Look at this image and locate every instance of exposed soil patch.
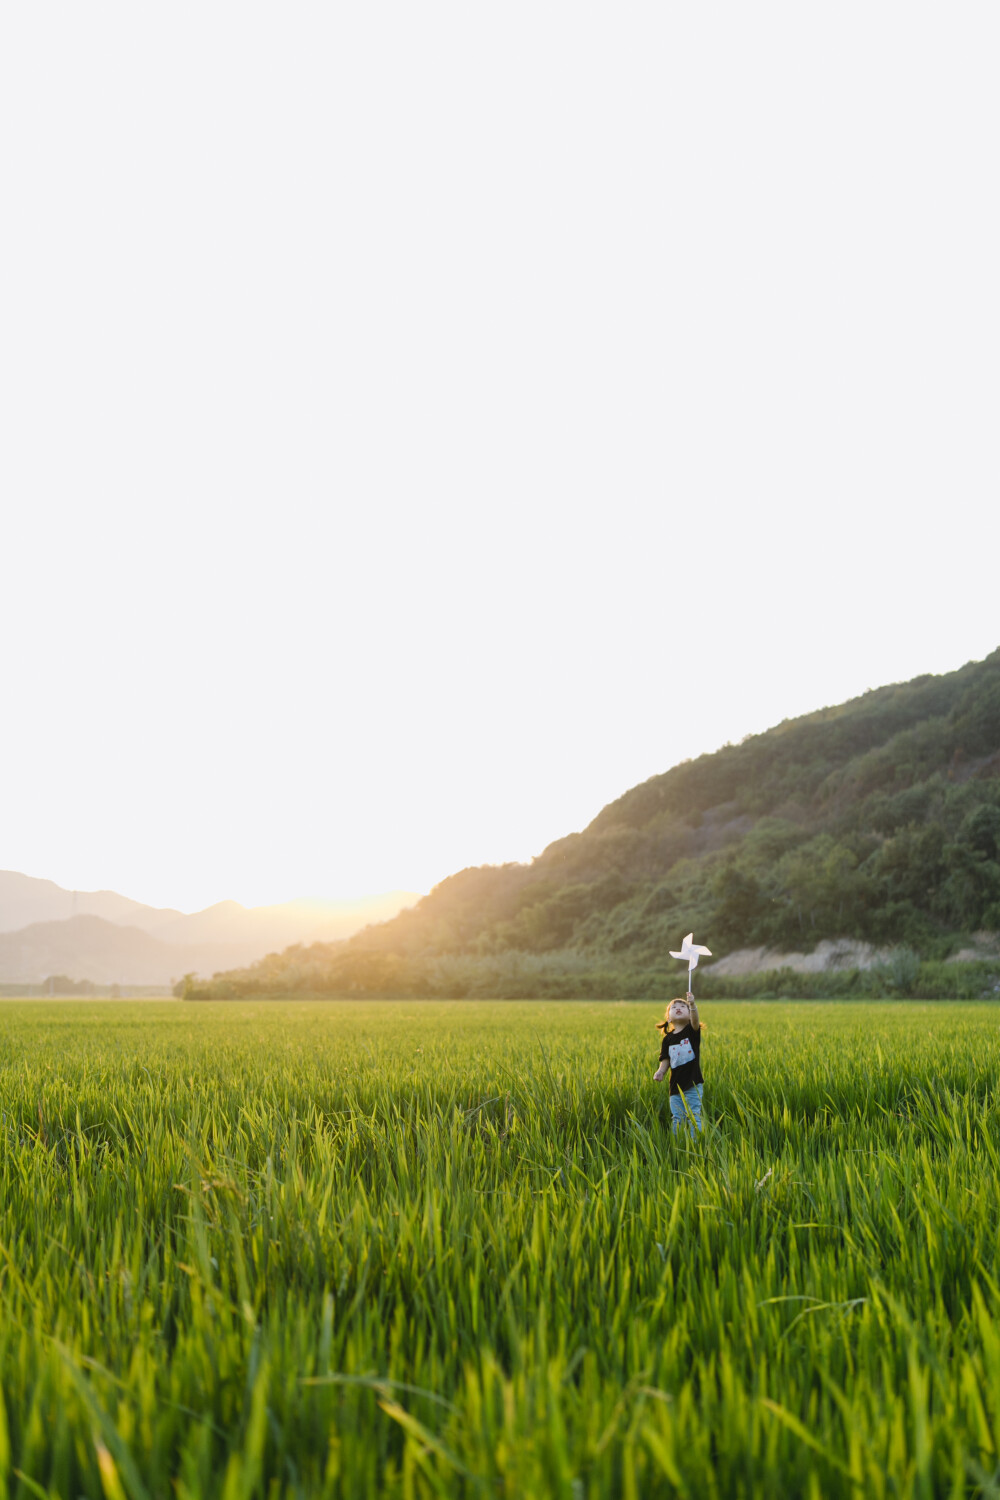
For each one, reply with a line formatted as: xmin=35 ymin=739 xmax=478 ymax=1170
xmin=706 ymin=939 xmax=893 ymax=976
xmin=945 ymin=932 xmax=1000 ymax=963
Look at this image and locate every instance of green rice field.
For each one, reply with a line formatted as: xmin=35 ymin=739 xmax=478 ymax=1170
xmin=1 ymin=998 xmax=999 ymax=1498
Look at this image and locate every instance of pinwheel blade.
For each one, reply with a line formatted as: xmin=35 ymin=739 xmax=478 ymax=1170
xmin=670 ymin=932 xmax=711 ymax=981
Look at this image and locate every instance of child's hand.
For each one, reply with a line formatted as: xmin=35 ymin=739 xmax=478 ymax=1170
xmin=653 ymin=1063 xmax=668 ymax=1082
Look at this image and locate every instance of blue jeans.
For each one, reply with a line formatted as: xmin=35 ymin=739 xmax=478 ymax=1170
xmin=669 ymin=1083 xmax=703 ymax=1137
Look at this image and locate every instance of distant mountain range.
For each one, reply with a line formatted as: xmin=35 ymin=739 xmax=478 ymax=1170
xmin=0 ymin=872 xmax=420 ymax=986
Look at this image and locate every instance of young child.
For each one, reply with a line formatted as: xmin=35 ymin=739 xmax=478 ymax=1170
xmin=653 ymin=993 xmax=705 ymax=1136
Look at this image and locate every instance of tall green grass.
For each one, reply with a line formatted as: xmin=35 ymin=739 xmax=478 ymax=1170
xmin=0 ymin=999 xmax=999 ymax=1498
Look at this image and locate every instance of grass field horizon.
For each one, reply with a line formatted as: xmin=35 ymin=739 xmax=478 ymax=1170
xmin=1 ymin=998 xmax=998 ymax=1497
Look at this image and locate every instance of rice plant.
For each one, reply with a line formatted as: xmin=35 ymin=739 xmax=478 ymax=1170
xmin=0 ymin=998 xmax=999 ymax=1497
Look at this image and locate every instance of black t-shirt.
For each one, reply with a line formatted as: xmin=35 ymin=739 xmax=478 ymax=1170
xmin=658 ymin=1023 xmax=703 ymax=1095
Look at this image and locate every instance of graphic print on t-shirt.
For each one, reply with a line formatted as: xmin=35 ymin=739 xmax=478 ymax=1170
xmin=668 ymin=1037 xmax=695 ymax=1069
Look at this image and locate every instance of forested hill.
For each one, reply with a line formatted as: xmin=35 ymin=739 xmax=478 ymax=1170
xmin=194 ymin=649 xmax=1000 ymax=997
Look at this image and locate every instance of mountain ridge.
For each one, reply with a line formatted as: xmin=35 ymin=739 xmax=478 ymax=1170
xmin=0 ymin=871 xmax=182 ymax=935
xmin=0 ymin=874 xmax=420 ymax=984
xmin=0 ymin=915 xmax=232 ymax=987
xmin=192 ymin=648 xmax=1000 ymax=998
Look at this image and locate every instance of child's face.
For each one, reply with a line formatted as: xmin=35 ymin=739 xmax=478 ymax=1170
xmin=668 ymin=999 xmax=691 ymax=1027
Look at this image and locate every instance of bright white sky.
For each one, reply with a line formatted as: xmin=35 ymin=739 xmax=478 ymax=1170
xmin=2 ymin=5 xmax=998 ymax=914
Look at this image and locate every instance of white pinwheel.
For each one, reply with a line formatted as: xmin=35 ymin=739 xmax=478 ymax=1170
xmin=669 ymin=932 xmax=712 ymax=980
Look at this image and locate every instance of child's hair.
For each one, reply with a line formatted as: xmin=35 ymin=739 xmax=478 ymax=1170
xmin=655 ymin=996 xmax=705 ymax=1035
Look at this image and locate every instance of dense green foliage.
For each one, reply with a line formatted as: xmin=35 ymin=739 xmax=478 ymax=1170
xmin=192 ymin=952 xmax=1000 ymax=1003
xmin=197 ymin=652 xmax=1000 ymax=1000
xmin=1 ymin=998 xmax=1000 ymax=1497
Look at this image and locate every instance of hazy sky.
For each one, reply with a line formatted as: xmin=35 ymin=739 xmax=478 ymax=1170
xmin=2 ymin=5 xmax=998 ymax=913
